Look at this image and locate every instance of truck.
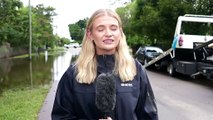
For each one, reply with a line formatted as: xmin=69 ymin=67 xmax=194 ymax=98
xmin=144 ymin=14 xmax=213 ymax=80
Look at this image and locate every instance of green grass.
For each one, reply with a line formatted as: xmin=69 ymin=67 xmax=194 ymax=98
xmin=11 ymin=47 xmax=66 ymax=59
xmin=0 ymin=85 xmax=50 ymax=120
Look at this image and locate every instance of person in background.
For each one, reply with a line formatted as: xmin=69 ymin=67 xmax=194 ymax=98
xmin=51 ymin=8 xmax=158 ymax=120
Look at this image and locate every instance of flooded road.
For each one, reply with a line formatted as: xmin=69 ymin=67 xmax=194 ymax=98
xmin=52 ymin=48 xmax=80 ymax=81
xmin=0 ymin=47 xmax=80 ymax=96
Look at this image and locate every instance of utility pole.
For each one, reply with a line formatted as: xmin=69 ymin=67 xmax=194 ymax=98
xmin=28 ymin=0 xmax=32 ymax=60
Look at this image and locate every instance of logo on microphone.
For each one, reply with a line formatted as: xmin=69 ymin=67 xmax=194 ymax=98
xmin=121 ymin=83 xmax=133 ymax=87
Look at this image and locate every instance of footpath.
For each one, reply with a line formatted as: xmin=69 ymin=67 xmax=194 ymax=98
xmin=37 ymin=80 xmax=59 ymax=120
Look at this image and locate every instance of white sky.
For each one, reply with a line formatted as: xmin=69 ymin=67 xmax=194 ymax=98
xmin=21 ymin=0 xmax=125 ymax=40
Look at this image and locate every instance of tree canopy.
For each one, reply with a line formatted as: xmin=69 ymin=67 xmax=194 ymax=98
xmin=117 ymin=0 xmax=213 ymax=51
xmin=2 ymin=0 xmax=213 ymax=53
xmin=0 ymin=0 xmax=60 ymax=51
xmin=68 ymin=18 xmax=88 ymax=42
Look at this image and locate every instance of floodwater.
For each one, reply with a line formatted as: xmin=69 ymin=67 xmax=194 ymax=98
xmin=0 ymin=48 xmax=80 ymax=96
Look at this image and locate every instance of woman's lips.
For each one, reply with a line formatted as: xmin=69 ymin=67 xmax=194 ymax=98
xmin=103 ymin=39 xmax=114 ymax=44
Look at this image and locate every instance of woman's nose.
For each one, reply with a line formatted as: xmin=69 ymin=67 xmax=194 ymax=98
xmin=105 ymin=28 xmax=112 ymax=37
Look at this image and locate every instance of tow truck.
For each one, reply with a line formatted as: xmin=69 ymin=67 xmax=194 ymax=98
xmin=144 ymin=14 xmax=213 ymax=80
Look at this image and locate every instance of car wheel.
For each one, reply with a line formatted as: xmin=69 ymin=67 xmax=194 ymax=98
xmin=167 ymin=62 xmax=175 ymax=76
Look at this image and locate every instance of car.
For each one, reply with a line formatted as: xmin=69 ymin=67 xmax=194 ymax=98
xmin=64 ymin=43 xmax=80 ymax=48
xmin=135 ymin=46 xmax=163 ymax=65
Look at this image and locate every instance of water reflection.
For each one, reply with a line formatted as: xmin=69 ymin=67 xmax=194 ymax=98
xmin=0 ymin=48 xmax=80 ymax=96
xmin=52 ymin=48 xmax=80 ymax=81
xmin=0 ymin=55 xmax=54 ymax=95
xmin=53 ymin=50 xmax=72 ymax=81
xmin=45 ymin=51 xmax=48 ymax=62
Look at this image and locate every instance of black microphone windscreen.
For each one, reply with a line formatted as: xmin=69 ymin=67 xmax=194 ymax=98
xmin=95 ymin=73 xmax=116 ymax=113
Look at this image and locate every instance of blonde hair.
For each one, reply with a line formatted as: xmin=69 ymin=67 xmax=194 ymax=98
xmin=75 ymin=9 xmax=136 ymax=84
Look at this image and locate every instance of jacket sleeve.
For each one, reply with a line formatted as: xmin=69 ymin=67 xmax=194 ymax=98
xmin=135 ymin=62 xmax=158 ymax=120
xmin=51 ymin=69 xmax=77 ymax=120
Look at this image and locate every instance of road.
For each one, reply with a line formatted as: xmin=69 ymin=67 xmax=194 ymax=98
xmin=147 ymin=69 xmax=213 ymax=120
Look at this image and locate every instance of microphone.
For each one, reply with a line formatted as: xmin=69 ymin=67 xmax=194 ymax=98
xmin=95 ymin=73 xmax=116 ymax=119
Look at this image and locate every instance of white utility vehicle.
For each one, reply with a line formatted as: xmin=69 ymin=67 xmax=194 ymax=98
xmin=144 ymin=14 xmax=213 ymax=80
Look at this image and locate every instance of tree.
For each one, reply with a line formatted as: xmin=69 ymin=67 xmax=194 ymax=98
xmin=195 ymin=0 xmax=213 ymax=15
xmin=32 ymin=4 xmax=56 ymax=50
xmin=68 ymin=18 xmax=88 ymax=42
xmin=0 ymin=0 xmax=23 ymax=46
xmin=121 ymin=0 xmax=208 ymax=50
xmin=0 ymin=0 xmax=58 ymax=51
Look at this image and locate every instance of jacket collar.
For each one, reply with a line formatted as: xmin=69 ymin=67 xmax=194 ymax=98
xmin=96 ymin=54 xmax=115 ymax=74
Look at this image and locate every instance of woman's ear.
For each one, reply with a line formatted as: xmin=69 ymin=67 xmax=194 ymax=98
xmin=120 ymin=28 xmax=123 ymax=34
xmin=86 ymin=29 xmax=93 ymax=41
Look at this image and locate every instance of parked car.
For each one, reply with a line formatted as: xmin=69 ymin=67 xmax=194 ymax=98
xmin=135 ymin=46 xmax=163 ymax=65
xmin=64 ymin=43 xmax=80 ymax=48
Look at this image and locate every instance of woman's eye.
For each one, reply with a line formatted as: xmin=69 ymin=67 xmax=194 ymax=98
xmin=111 ymin=26 xmax=118 ymax=31
xmin=96 ymin=26 xmax=105 ymax=32
xmin=111 ymin=28 xmax=117 ymax=31
xmin=98 ymin=28 xmax=104 ymax=32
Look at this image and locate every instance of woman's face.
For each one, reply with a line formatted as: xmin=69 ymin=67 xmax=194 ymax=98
xmin=87 ymin=15 xmax=122 ymax=55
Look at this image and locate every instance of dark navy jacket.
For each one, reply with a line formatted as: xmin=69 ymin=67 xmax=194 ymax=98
xmin=51 ymin=55 xmax=158 ymax=120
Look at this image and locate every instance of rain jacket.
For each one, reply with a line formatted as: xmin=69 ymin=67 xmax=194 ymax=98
xmin=51 ymin=55 xmax=158 ymax=120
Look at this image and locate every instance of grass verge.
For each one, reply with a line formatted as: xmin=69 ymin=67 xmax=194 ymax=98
xmin=0 ymin=85 xmax=50 ymax=120
xmin=10 ymin=47 xmax=66 ymax=59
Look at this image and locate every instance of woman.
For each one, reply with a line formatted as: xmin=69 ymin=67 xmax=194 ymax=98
xmin=51 ymin=9 xmax=158 ymax=120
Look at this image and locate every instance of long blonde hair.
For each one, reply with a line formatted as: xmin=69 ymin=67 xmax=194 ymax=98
xmin=75 ymin=9 xmax=136 ymax=84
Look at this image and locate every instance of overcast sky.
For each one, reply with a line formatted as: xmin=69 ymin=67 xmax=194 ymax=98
xmin=21 ymin=0 xmax=125 ymax=40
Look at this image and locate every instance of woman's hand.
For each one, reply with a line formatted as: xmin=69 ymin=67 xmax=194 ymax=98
xmin=99 ymin=117 xmax=112 ymax=120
